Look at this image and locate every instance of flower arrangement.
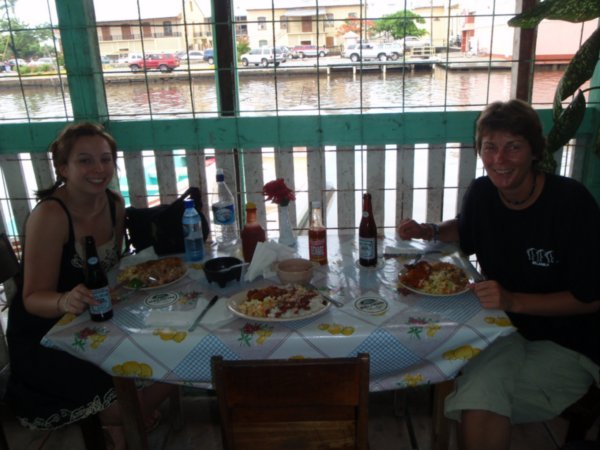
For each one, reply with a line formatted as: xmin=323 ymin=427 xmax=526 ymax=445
xmin=263 ymin=178 xmax=295 ymax=207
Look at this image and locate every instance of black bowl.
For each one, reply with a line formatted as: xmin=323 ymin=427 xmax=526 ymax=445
xmin=203 ymin=256 xmax=243 ymax=288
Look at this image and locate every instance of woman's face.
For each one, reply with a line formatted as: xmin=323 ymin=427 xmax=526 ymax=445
xmin=479 ymin=130 xmax=536 ymax=194
xmin=58 ymin=135 xmax=115 ymax=195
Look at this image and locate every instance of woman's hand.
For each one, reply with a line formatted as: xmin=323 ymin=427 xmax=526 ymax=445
xmin=398 ymin=219 xmax=431 ymax=240
xmin=58 ymin=283 xmax=96 ymax=315
xmin=470 ymin=280 xmax=513 ymax=311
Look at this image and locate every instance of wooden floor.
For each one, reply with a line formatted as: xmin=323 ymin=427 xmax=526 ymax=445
xmin=2 ymin=387 xmax=597 ymax=450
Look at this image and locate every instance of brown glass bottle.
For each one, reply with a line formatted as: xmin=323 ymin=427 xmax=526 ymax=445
xmin=308 ymin=201 xmax=328 ymax=265
xmin=241 ymin=202 xmax=266 ymax=262
xmin=84 ymin=236 xmax=113 ymax=321
xmin=359 ymin=193 xmax=377 ymax=267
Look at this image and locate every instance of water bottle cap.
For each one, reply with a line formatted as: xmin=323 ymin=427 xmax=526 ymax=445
xmin=311 ymin=201 xmax=321 ymax=208
xmin=184 ymin=198 xmax=195 ymax=208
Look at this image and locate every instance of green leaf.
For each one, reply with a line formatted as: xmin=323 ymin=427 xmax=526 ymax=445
xmin=508 ymin=0 xmax=555 ymax=28
xmin=509 ymin=0 xmax=600 ymax=28
xmin=554 ymin=26 xmax=600 ymax=106
xmin=546 ymin=90 xmax=587 ymax=154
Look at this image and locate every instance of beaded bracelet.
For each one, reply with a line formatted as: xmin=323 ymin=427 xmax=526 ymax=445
xmin=426 ymin=223 xmax=440 ymax=242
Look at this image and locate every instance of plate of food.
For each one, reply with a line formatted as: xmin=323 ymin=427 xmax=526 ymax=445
xmin=398 ymin=260 xmax=471 ymax=297
xmin=117 ymin=257 xmax=188 ymax=290
xmin=227 ymin=284 xmax=331 ymax=322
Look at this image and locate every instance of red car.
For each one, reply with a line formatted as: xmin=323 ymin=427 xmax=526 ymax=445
xmin=129 ymin=53 xmax=180 ymax=73
xmin=291 ymin=45 xmax=329 ymax=58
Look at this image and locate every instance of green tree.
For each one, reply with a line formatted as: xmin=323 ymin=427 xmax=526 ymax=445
xmin=236 ymin=36 xmax=250 ymax=59
xmin=372 ymin=10 xmax=427 ymax=40
xmin=1 ymin=19 xmax=54 ymax=60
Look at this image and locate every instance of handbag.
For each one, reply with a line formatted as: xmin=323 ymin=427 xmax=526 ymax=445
xmin=125 ymin=187 xmax=210 ymax=256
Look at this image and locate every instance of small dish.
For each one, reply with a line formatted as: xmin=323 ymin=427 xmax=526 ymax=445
xmin=204 ymin=256 xmax=244 ymax=288
xmin=275 ymin=258 xmax=316 ymax=284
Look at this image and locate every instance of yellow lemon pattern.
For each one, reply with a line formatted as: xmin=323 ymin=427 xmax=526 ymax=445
xmin=443 ymin=345 xmax=481 ymax=360
xmin=402 ymin=374 xmax=425 ymax=387
xmin=153 ymin=329 xmax=187 ymax=343
xmin=318 ymin=323 xmax=356 ymax=336
xmin=484 ymin=316 xmax=512 ymax=327
xmin=112 ymin=361 xmax=153 ymax=378
xmin=57 ymin=313 xmax=77 ymax=326
xmin=72 ymin=327 xmax=109 ymax=351
xmin=407 ymin=317 xmax=439 ymax=340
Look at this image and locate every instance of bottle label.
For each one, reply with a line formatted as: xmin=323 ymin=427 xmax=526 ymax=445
xmin=89 ymin=286 xmax=113 ymax=315
xmin=362 ymin=211 xmax=369 ymax=218
xmin=87 ymin=256 xmax=99 ymax=265
xmin=183 ymin=224 xmax=203 ymax=241
xmin=212 ymin=203 xmax=235 ymax=225
xmin=359 ymin=237 xmax=376 ymax=259
xmin=309 ymin=240 xmax=326 ymax=258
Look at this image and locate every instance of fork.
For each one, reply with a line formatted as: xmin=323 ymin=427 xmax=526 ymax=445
xmin=307 ymin=283 xmax=344 ymax=308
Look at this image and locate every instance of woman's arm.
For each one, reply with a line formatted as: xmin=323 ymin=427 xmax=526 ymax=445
xmin=22 ymin=202 xmax=94 ymax=318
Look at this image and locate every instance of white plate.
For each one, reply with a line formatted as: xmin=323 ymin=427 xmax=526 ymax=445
xmin=121 ymin=269 xmax=188 ymax=291
xmin=398 ymin=261 xmax=471 ymax=297
xmin=227 ymin=287 xmax=331 ymax=322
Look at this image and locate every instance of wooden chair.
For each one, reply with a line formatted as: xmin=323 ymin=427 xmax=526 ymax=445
xmin=0 ymin=233 xmax=106 ymax=450
xmin=211 ymin=353 xmax=370 ymax=450
xmin=560 ymin=382 xmax=600 ymax=445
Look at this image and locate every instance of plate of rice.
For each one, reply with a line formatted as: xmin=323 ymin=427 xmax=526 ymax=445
xmin=398 ymin=260 xmax=470 ymax=296
xmin=228 ymin=284 xmax=331 ymax=322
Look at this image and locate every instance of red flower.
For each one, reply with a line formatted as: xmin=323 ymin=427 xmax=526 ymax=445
xmin=263 ymin=179 xmax=295 ymax=206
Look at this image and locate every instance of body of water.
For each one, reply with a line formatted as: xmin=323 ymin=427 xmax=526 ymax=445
xmin=0 ymin=66 xmax=564 ymax=121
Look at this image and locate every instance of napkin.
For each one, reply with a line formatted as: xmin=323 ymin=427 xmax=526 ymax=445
xmin=244 ymin=241 xmax=296 ymax=282
xmin=144 ymin=295 xmax=234 ymax=328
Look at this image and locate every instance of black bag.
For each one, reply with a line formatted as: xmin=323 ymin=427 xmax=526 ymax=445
xmin=125 ymin=187 xmax=210 ymax=255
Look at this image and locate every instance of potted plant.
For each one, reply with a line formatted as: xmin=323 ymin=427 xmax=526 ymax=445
xmin=509 ymin=0 xmax=600 ymax=171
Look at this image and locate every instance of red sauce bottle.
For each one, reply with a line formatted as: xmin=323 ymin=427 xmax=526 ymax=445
xmin=241 ymin=202 xmax=266 ymax=262
xmin=308 ymin=201 xmax=328 ymax=265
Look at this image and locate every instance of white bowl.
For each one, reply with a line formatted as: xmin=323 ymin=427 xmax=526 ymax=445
xmin=275 ymin=258 xmax=316 ymax=285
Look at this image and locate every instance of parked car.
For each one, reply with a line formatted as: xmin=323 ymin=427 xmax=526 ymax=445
xmin=177 ymin=50 xmax=204 ymax=62
xmin=397 ymin=36 xmax=431 ymax=52
xmin=8 ymin=58 xmax=27 ymax=68
xmin=28 ymin=57 xmax=58 ymax=69
xmin=203 ymin=49 xmax=214 ymax=64
xmin=341 ymin=43 xmax=389 ymax=62
xmin=240 ymin=47 xmax=286 ymax=67
xmin=380 ymin=42 xmax=405 ymax=61
xmin=118 ymin=53 xmax=143 ymax=64
xmin=276 ymin=46 xmax=292 ymax=60
xmin=129 ymin=53 xmax=180 ymax=73
xmin=291 ymin=45 xmax=328 ymax=58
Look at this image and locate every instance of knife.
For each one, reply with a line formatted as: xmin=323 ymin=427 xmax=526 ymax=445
xmin=188 ymin=295 xmax=219 ymax=332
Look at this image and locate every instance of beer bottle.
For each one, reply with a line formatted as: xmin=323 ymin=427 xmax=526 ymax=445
xmin=84 ymin=236 xmax=114 ymax=321
xmin=359 ymin=193 xmax=377 ymax=267
xmin=308 ymin=201 xmax=328 ymax=265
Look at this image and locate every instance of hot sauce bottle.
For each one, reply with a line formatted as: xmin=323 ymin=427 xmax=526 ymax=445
xmin=359 ymin=193 xmax=377 ymax=267
xmin=241 ymin=202 xmax=266 ymax=262
xmin=308 ymin=201 xmax=328 ymax=265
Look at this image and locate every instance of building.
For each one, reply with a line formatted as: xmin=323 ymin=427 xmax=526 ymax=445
xmin=94 ymin=0 xmax=212 ymax=60
xmin=243 ymin=0 xmax=367 ymax=50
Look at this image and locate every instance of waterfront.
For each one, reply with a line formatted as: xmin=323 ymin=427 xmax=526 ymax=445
xmin=0 ymin=58 xmax=565 ymax=121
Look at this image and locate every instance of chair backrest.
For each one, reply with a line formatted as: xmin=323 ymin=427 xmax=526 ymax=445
xmin=0 ymin=233 xmax=21 ymax=313
xmin=212 ymin=353 xmax=370 ymax=450
xmin=0 ymin=233 xmax=19 ymax=285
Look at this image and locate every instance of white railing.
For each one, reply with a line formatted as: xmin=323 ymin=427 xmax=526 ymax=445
xmin=0 ymin=137 xmax=585 ymax=259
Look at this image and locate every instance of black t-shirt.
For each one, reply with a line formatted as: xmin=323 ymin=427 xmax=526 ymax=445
xmin=458 ymin=173 xmax=600 ymax=365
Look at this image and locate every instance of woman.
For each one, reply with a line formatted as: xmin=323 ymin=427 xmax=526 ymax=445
xmin=6 ymin=122 xmax=171 ymax=448
xmin=398 ymin=99 xmax=600 ymax=450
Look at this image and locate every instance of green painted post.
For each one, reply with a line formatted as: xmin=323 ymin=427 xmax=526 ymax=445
xmin=55 ymin=0 xmax=108 ymax=122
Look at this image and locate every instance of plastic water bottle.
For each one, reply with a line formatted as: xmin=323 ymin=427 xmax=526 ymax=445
xmin=211 ymin=168 xmax=239 ymax=249
xmin=182 ymin=198 xmax=204 ymax=262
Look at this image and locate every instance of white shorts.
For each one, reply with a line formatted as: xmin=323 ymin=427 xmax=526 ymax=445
xmin=444 ymin=333 xmax=599 ymax=424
